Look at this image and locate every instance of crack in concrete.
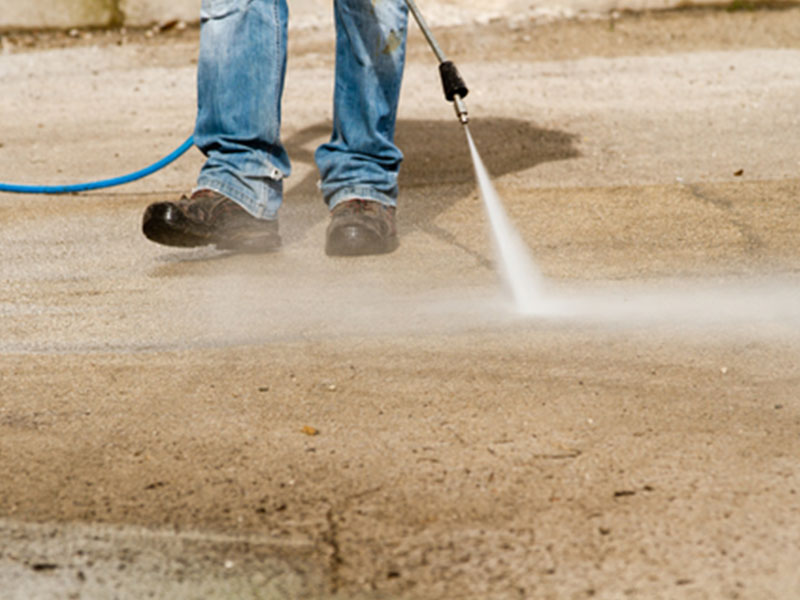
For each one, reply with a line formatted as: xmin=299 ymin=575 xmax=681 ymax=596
xmin=415 ymin=221 xmax=494 ymax=270
xmin=323 ymin=505 xmax=344 ymax=594
xmin=321 ymin=486 xmax=384 ymax=594
xmin=109 ymin=0 xmax=125 ymax=28
xmin=681 ymin=182 xmax=765 ymax=254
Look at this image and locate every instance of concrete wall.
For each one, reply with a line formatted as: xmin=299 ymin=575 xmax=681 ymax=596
xmin=120 ymin=0 xmax=199 ymax=27
xmin=1 ymin=0 xmax=115 ymax=29
xmin=0 ymin=0 xmax=743 ymax=30
xmin=0 ymin=0 xmax=333 ymax=29
xmin=0 ymin=0 xmax=197 ymax=29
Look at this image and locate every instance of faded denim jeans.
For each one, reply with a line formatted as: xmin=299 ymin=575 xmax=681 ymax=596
xmin=193 ymin=0 xmax=409 ymax=220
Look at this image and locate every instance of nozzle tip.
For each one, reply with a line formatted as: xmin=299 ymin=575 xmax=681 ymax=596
xmin=453 ymin=95 xmax=469 ymax=124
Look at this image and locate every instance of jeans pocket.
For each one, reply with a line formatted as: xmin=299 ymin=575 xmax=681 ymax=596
xmin=200 ymin=0 xmax=242 ymax=20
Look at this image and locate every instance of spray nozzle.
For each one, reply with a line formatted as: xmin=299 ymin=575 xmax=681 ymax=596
xmin=438 ymin=60 xmax=470 ymax=125
xmin=439 ymin=60 xmax=468 ymax=101
xmin=452 ymin=94 xmax=469 ymax=125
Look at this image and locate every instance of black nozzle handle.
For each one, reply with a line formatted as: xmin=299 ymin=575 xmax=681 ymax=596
xmin=439 ymin=60 xmax=469 ymax=102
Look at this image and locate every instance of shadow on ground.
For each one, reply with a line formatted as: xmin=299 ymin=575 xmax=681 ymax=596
xmin=280 ymin=117 xmax=579 ymax=244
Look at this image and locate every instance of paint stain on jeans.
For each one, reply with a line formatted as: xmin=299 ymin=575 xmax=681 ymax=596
xmin=382 ymin=29 xmax=402 ymax=55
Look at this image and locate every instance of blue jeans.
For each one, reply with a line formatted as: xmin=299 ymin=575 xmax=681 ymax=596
xmin=194 ymin=0 xmax=408 ymax=220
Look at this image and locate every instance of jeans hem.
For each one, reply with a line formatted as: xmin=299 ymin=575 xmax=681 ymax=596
xmin=195 ymin=176 xmax=281 ymax=220
xmin=326 ymin=186 xmax=397 ymax=211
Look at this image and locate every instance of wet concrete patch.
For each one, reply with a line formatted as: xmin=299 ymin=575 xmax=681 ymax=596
xmin=0 ymin=519 xmax=325 ymax=600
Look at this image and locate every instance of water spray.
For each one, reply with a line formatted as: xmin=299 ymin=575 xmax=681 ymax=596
xmin=406 ymin=0 xmax=544 ymax=314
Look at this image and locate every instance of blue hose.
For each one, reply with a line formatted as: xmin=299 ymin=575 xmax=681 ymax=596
xmin=0 ymin=135 xmax=195 ymax=194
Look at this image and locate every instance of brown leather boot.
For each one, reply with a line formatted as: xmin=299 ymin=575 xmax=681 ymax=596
xmin=142 ymin=189 xmax=280 ymax=252
xmin=325 ymin=199 xmax=397 ymax=256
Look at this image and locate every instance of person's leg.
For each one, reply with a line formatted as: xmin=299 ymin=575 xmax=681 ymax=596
xmin=142 ymin=0 xmax=288 ymax=252
xmin=194 ymin=0 xmax=290 ymax=220
xmin=316 ymin=0 xmax=409 ymax=211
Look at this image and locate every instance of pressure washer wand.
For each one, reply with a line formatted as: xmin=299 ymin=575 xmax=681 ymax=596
xmin=405 ymin=0 xmax=470 ymax=125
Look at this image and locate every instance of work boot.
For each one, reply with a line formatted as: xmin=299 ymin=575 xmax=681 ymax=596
xmin=325 ymin=199 xmax=397 ymax=256
xmin=142 ymin=189 xmax=281 ymax=252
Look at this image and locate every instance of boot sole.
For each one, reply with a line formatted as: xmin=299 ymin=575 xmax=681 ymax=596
xmin=325 ymin=224 xmax=397 ymax=256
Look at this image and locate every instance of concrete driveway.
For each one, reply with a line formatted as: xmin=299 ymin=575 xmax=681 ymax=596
xmin=2 ymin=5 xmax=800 ymax=598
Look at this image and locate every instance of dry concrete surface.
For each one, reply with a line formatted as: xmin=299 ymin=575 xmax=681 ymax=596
xmin=2 ymin=5 xmax=800 ymax=600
